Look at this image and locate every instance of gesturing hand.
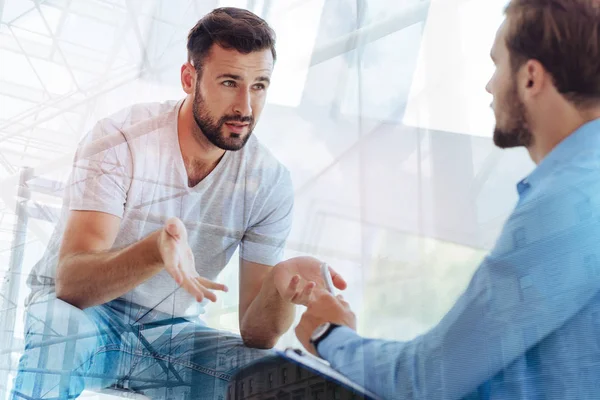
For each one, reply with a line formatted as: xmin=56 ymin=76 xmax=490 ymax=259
xmin=157 ymin=217 xmax=227 ymax=302
xmin=272 ymin=256 xmax=347 ymax=306
xmin=295 ymin=290 xmax=357 ymax=356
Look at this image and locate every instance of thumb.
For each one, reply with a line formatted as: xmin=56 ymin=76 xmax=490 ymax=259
xmin=165 ymin=217 xmax=186 ymax=240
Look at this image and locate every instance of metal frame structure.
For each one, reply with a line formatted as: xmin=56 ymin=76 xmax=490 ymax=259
xmin=0 ymin=1 xmax=464 ymax=398
xmin=0 ymin=168 xmax=156 ymax=399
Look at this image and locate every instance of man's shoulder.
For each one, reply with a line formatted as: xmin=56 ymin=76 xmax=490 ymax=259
xmin=494 ymin=159 xmax=600 ymax=256
xmin=80 ymin=100 xmax=179 ymax=149
xmin=96 ymin=100 xmax=179 ymax=137
xmin=536 ymin=156 xmax=600 ymax=202
xmin=102 ymin=100 xmax=179 ymax=126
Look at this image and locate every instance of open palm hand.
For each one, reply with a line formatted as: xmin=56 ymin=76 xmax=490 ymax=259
xmin=272 ymin=256 xmax=347 ymax=306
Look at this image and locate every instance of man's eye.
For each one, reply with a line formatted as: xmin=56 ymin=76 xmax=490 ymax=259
xmin=222 ymin=81 xmax=236 ymax=87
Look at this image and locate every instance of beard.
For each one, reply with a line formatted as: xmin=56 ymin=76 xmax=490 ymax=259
xmin=191 ymin=84 xmax=255 ymax=151
xmin=493 ymin=79 xmax=533 ymax=149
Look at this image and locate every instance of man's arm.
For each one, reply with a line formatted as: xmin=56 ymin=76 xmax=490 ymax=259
xmin=240 ymin=256 xmax=348 ymax=349
xmin=299 ymin=178 xmax=600 ymax=399
xmin=305 ymin=249 xmax=600 ymax=399
xmin=55 ymin=120 xmax=163 ymax=309
xmin=56 ymin=212 xmax=226 ymax=309
xmin=55 ymin=210 xmax=163 ymax=309
xmin=56 ymin=120 xmax=226 ymax=309
xmin=234 ymin=168 xmax=347 ymax=348
xmin=235 ymin=167 xmax=297 ymax=348
xmin=238 ymin=259 xmax=295 ymax=349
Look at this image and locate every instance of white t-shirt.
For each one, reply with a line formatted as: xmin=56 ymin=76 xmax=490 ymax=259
xmin=27 ymin=100 xmax=294 ymax=317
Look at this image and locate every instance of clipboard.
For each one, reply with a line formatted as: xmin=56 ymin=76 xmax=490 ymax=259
xmin=227 ymin=347 xmax=382 ymax=400
xmin=278 ymin=347 xmax=383 ymax=400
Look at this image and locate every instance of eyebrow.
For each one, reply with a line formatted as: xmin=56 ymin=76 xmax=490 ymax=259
xmin=216 ymin=73 xmax=242 ymax=81
xmin=216 ymin=74 xmax=271 ymax=84
xmin=256 ymin=76 xmax=271 ymax=84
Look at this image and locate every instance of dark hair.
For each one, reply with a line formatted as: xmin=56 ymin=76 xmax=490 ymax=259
xmin=504 ymin=0 xmax=600 ymax=108
xmin=187 ymin=7 xmax=276 ymax=72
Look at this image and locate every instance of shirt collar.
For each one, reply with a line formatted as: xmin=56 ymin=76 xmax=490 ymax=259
xmin=517 ymin=118 xmax=600 ymax=197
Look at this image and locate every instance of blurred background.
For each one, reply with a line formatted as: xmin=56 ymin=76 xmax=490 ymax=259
xmin=0 ymin=0 xmax=534 ymax=397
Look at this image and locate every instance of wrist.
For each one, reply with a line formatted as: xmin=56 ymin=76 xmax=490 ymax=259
xmin=148 ymin=230 xmax=165 ymax=266
xmin=310 ymin=322 xmax=340 ymax=354
xmin=264 ymin=266 xmax=284 ymax=300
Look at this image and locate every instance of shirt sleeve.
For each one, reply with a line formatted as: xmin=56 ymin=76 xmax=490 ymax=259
xmin=68 ymin=119 xmax=133 ymax=218
xmin=317 ymin=172 xmax=600 ymax=399
xmin=240 ymin=169 xmax=294 ymax=266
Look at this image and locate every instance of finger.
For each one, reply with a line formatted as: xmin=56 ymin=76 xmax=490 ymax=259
xmin=287 ymin=275 xmax=300 ymax=293
xmin=328 ymin=265 xmax=347 ymax=290
xmin=165 ymin=262 xmax=182 ymax=285
xmin=190 ymin=276 xmax=219 ymax=302
xmin=301 ymin=281 xmax=316 ymax=303
xmin=169 ymin=270 xmax=183 ymax=286
xmin=292 ymin=281 xmax=316 ymax=305
xmin=183 ymin=277 xmax=205 ymax=302
xmin=196 ymin=277 xmax=229 ymax=293
xmin=165 ymin=221 xmax=180 ymax=240
xmin=311 ymin=287 xmax=334 ymax=302
xmin=282 ymin=275 xmax=301 ymax=301
xmin=192 ymin=278 xmax=210 ymax=302
xmin=165 ymin=217 xmax=187 ymax=241
xmin=202 ymin=287 xmax=218 ymax=302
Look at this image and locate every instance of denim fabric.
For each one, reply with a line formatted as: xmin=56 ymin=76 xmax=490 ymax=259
xmin=12 ymin=296 xmax=272 ymax=400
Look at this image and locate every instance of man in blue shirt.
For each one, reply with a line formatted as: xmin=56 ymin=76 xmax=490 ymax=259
xmin=294 ymin=0 xmax=600 ymax=398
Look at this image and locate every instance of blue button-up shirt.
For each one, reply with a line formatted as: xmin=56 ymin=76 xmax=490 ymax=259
xmin=318 ymin=118 xmax=600 ymax=400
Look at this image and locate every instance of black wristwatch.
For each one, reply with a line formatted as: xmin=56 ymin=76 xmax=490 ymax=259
xmin=310 ymin=322 xmax=340 ymax=352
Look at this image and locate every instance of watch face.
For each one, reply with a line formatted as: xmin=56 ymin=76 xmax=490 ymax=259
xmin=311 ymin=322 xmax=331 ymax=342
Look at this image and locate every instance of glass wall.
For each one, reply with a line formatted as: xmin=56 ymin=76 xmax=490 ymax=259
xmin=0 ymin=0 xmax=533 ymax=397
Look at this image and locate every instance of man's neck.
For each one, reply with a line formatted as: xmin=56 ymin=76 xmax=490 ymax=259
xmin=178 ymin=97 xmax=226 ymax=186
xmin=182 ymin=155 xmax=223 ymax=187
xmin=527 ymin=107 xmax=600 ymax=165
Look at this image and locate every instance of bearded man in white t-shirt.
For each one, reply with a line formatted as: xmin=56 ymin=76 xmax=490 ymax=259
xmin=12 ymin=7 xmax=346 ymax=400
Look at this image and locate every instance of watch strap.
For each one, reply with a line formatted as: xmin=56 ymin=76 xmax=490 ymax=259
xmin=310 ymin=323 xmax=340 ymax=351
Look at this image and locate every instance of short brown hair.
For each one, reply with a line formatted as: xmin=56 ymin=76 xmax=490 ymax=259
xmin=504 ymin=0 xmax=600 ymax=108
xmin=187 ymin=7 xmax=276 ymax=72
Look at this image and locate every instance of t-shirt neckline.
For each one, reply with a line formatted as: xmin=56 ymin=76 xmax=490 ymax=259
xmin=171 ymin=99 xmax=232 ymax=192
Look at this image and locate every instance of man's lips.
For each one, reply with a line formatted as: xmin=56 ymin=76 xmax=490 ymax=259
xmin=225 ymin=122 xmax=249 ymax=134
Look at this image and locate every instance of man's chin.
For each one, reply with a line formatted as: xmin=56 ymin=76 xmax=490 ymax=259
xmin=493 ymin=129 xmax=521 ymax=149
xmin=221 ymin=143 xmax=245 ymax=151
xmin=215 ymin=134 xmax=250 ymax=151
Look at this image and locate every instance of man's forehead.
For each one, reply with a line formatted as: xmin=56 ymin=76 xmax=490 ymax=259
xmin=204 ymin=45 xmax=273 ymax=76
xmin=491 ymin=20 xmax=508 ymax=56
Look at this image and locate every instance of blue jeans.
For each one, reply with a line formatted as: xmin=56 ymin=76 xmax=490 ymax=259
xmin=11 ymin=296 xmax=272 ymax=399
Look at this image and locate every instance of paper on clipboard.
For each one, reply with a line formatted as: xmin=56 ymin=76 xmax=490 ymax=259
xmin=278 ymin=348 xmax=383 ymax=400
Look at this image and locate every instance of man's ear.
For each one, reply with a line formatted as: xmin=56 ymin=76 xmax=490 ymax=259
xmin=523 ymin=59 xmax=546 ymax=95
xmin=181 ymin=62 xmax=196 ymax=95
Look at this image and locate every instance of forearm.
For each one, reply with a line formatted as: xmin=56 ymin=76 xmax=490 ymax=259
xmin=318 ymin=254 xmax=600 ymax=400
xmin=240 ymin=269 xmax=295 ymax=349
xmin=56 ymin=231 xmax=163 ymax=309
xmin=318 ymin=327 xmax=415 ymax=399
